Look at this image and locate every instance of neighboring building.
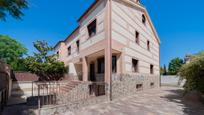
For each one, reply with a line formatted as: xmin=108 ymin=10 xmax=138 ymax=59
xmin=55 ymin=0 xmax=160 ymax=90
xmin=184 ymin=54 xmax=193 ymax=64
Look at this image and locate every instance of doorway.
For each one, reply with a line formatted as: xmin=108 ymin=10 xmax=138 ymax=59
xmin=90 ymin=63 xmax=96 ymax=81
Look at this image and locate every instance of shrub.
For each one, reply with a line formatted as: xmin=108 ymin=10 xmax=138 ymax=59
xmin=179 ymin=52 xmax=204 ymax=93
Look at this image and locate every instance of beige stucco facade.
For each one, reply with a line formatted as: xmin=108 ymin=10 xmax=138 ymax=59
xmin=55 ymin=0 xmax=160 ymax=86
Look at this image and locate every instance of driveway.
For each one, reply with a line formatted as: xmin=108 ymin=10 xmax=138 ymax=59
xmin=67 ymin=87 xmax=204 ymax=115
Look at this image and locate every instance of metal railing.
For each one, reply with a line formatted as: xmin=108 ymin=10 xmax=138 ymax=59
xmin=30 ymin=81 xmax=68 ymax=108
xmin=0 ymin=88 xmax=8 ymax=112
xmin=33 ymin=81 xmax=108 ymax=108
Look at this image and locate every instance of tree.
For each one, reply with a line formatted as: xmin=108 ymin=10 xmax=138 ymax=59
xmin=163 ymin=65 xmax=167 ymax=75
xmin=0 ymin=35 xmax=27 ymax=71
xmin=168 ymin=58 xmax=184 ymax=75
xmin=0 ymin=0 xmax=28 ymax=21
xmin=25 ymin=41 xmax=67 ymax=81
xmin=179 ymin=52 xmax=204 ymax=93
xmin=160 ymin=65 xmax=168 ymax=75
xmin=160 ymin=67 xmax=164 ymax=75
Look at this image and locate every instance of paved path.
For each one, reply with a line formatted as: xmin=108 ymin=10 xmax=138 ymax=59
xmin=66 ymin=87 xmax=204 ymax=115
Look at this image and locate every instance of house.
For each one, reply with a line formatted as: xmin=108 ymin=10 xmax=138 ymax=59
xmin=54 ymin=0 xmax=160 ymax=93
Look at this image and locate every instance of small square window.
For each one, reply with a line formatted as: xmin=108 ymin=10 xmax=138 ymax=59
xmin=136 ymin=84 xmax=143 ymax=91
xmin=132 ymin=59 xmax=139 ymax=73
xmin=87 ymin=19 xmax=97 ymax=37
xmin=150 ymin=82 xmax=154 ymax=87
xmin=150 ymin=64 xmax=154 ymax=74
xmin=135 ymin=31 xmax=139 ymax=44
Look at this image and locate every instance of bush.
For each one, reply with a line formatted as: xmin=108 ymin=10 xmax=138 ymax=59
xmin=179 ymin=52 xmax=204 ymax=93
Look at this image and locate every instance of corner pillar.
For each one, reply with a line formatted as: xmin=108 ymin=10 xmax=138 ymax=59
xmin=82 ymin=57 xmax=88 ymax=81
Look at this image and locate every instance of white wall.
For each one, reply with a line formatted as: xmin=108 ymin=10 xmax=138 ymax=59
xmin=111 ymin=0 xmax=160 ymax=75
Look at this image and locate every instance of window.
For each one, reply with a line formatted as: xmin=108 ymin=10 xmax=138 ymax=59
xmin=56 ymin=51 xmax=59 ymax=57
xmin=112 ymin=56 xmax=117 ymax=73
xmin=147 ymin=40 xmax=150 ymax=51
xmin=68 ymin=46 xmax=71 ymax=56
xmin=150 ymin=64 xmax=154 ymax=74
xmin=97 ymin=57 xmax=105 ymax=74
xmin=132 ymin=59 xmax=139 ymax=72
xmin=142 ymin=14 xmax=146 ymax=25
xmin=135 ymin=31 xmax=140 ymax=44
xmin=76 ymin=40 xmax=80 ymax=52
xmin=150 ymin=82 xmax=154 ymax=87
xmin=136 ymin=84 xmax=143 ymax=91
xmin=87 ymin=19 xmax=97 ymax=37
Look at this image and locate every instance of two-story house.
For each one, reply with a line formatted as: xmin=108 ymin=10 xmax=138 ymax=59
xmin=55 ymin=0 xmax=160 ymax=91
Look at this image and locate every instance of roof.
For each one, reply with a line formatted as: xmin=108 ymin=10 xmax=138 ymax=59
xmin=55 ymin=0 xmax=160 ymax=48
xmin=13 ymin=72 xmax=39 ymax=82
xmin=54 ymin=26 xmax=79 ymax=49
xmin=54 ymin=0 xmax=100 ymax=49
xmin=77 ymin=0 xmax=99 ymax=22
xmin=54 ymin=41 xmax=63 ymax=49
xmin=64 ymin=26 xmax=80 ymax=43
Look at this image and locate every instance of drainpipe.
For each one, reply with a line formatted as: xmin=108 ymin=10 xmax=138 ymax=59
xmin=107 ymin=0 xmax=112 ymax=101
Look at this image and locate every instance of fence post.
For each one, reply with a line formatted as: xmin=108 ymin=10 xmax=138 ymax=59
xmin=32 ymin=82 xmax=33 ymax=97
xmin=0 ymin=91 xmax=2 ymax=112
xmin=3 ymin=90 xmax=6 ymax=106
xmin=38 ymin=84 xmax=41 ymax=115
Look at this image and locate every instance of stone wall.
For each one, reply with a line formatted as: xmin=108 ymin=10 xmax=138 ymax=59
xmin=112 ymin=74 xmax=160 ymax=100
xmin=39 ymin=74 xmax=160 ymax=114
xmin=40 ymin=82 xmax=109 ymax=115
xmin=40 ymin=96 xmax=108 ymax=115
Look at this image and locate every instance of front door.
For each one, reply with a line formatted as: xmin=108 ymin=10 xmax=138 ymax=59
xmin=90 ymin=63 xmax=96 ymax=81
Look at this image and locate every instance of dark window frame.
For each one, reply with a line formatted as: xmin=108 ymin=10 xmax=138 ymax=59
xmin=150 ymin=64 xmax=154 ymax=74
xmin=147 ymin=40 xmax=150 ymax=51
xmin=76 ymin=40 xmax=80 ymax=52
xmin=132 ymin=59 xmax=139 ymax=73
xmin=136 ymin=84 xmax=143 ymax=91
xmin=97 ymin=57 xmax=105 ymax=74
xmin=142 ymin=14 xmax=146 ymax=25
xmin=112 ymin=56 xmax=117 ymax=73
xmin=87 ymin=19 xmax=97 ymax=38
xmin=135 ymin=31 xmax=140 ymax=44
xmin=68 ymin=46 xmax=71 ymax=56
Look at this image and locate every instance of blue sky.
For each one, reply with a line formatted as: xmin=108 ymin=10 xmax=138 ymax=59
xmin=0 ymin=0 xmax=204 ymax=66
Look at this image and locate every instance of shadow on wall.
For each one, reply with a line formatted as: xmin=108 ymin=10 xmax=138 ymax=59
xmin=160 ymin=88 xmax=204 ymax=115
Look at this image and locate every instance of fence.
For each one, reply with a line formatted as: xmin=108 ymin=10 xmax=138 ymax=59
xmin=32 ymin=81 xmax=108 ymax=115
xmin=0 ymin=88 xmax=8 ymax=112
xmin=161 ymin=75 xmax=185 ymax=87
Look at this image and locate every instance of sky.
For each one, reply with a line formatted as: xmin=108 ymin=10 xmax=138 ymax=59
xmin=0 ymin=0 xmax=204 ymax=66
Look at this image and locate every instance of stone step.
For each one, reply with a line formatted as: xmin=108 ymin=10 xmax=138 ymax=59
xmin=60 ymin=81 xmax=82 ymax=94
